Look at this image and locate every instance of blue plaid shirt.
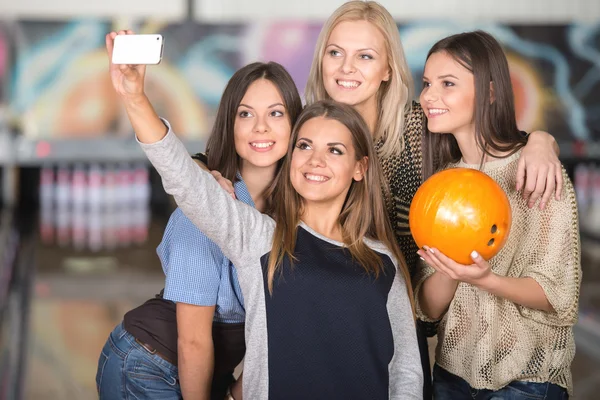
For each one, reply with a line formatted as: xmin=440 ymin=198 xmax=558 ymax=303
xmin=158 ymin=175 xmax=250 ymax=323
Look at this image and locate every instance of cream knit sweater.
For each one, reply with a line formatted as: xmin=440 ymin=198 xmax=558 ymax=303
xmin=414 ymin=150 xmax=581 ymax=395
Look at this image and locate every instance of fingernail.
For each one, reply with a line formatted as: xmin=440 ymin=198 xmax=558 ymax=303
xmin=420 ymin=257 xmax=425 ymax=261
xmin=471 ymin=250 xmax=479 ymax=259
xmin=429 ymin=248 xmax=435 ymax=254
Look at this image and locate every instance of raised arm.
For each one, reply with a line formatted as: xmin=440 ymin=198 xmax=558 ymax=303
xmin=105 ymin=31 xmax=167 ymax=144
xmin=106 ymin=31 xmax=273 ymax=265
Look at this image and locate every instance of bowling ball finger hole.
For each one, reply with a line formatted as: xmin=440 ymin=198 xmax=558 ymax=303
xmin=487 ymin=238 xmax=495 ymax=246
xmin=491 ymin=224 xmax=497 ymax=234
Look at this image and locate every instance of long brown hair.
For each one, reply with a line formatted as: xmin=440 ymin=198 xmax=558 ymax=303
xmin=267 ymin=100 xmax=414 ymax=314
xmin=205 ymin=62 xmax=303 ymax=211
xmin=422 ymin=30 xmax=527 ymax=179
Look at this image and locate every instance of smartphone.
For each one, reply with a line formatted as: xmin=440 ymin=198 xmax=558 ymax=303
xmin=112 ymin=34 xmax=164 ymax=65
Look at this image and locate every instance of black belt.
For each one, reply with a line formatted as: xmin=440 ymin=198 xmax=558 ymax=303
xmin=135 ymin=337 xmax=175 ymax=365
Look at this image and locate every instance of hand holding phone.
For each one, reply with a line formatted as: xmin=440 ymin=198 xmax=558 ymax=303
xmin=106 ymin=31 xmax=149 ymax=100
xmin=104 ymin=31 xmax=167 ymax=145
xmin=111 ymin=34 xmax=164 ymax=65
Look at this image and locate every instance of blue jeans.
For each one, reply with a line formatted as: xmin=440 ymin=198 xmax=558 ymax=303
xmin=96 ymin=323 xmax=181 ymax=399
xmin=433 ymin=364 xmax=568 ymax=400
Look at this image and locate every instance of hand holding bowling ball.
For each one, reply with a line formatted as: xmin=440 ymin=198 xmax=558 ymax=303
xmin=409 ymin=168 xmax=512 ymax=265
xmin=417 ymin=245 xmax=494 ymax=286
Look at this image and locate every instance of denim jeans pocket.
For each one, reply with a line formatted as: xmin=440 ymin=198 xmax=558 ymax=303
xmin=505 ymin=381 xmax=549 ymax=399
xmin=125 ymin=353 xmax=180 ymax=400
xmin=129 ymin=359 xmax=177 ymax=384
xmin=126 ymin=347 xmax=178 ymax=386
xmin=95 ymin=350 xmax=109 ymax=393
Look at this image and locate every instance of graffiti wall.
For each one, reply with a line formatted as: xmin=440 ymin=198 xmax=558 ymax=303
xmin=400 ymin=22 xmax=600 ymax=142
xmin=4 ymin=20 xmax=600 ymax=141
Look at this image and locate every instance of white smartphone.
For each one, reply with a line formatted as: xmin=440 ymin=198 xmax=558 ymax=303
xmin=112 ymin=34 xmax=164 ymax=65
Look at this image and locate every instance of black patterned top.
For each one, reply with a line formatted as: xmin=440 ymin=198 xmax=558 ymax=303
xmin=377 ymin=102 xmax=438 ymax=337
xmin=376 ymin=102 xmax=425 ymax=279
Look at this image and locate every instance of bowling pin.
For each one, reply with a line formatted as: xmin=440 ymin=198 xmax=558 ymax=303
xmin=71 ymin=163 xmax=87 ymax=251
xmin=132 ymin=162 xmax=150 ymax=245
xmin=103 ymin=163 xmax=118 ymax=250
xmin=86 ymin=163 xmax=104 ymax=252
xmin=55 ymin=163 xmax=71 ymax=247
xmin=39 ymin=165 xmax=55 ymax=245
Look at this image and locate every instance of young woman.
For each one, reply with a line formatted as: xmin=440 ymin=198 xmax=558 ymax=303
xmin=415 ymin=30 xmax=580 ymax=399
xmin=95 ymin=58 xmax=302 ymax=399
xmin=106 ymin=29 xmax=423 ymax=399
xmin=301 ymin=2 xmax=565 ymax=397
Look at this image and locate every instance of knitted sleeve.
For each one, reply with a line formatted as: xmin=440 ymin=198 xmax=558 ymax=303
xmin=517 ymin=168 xmax=581 ymax=327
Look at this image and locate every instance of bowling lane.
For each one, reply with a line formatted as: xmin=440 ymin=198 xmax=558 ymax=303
xmin=25 ymin=206 xmax=168 ymax=400
xmin=8 ymin=164 xmax=174 ymax=399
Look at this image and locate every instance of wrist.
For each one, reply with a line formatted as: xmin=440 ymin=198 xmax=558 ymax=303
xmin=122 ymin=93 xmax=149 ymax=109
xmin=528 ymin=130 xmax=554 ymax=145
xmin=434 ymin=270 xmax=457 ymax=286
xmin=475 ymin=272 xmax=500 ymax=293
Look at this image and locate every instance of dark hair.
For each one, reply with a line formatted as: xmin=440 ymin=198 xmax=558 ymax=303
xmin=422 ymin=30 xmax=527 ymax=179
xmin=205 ymin=61 xmax=303 ymax=182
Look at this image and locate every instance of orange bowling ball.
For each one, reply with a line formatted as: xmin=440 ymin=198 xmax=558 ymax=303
xmin=409 ymin=168 xmax=512 ymax=265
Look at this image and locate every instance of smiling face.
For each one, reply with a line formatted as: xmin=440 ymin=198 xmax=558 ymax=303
xmin=321 ymin=20 xmax=390 ymax=115
xmin=420 ymin=51 xmax=476 ymax=138
xmin=234 ymin=79 xmax=292 ymax=173
xmin=290 ymin=116 xmax=365 ymax=207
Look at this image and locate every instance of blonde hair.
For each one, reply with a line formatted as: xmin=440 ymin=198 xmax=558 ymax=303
xmin=305 ymin=1 xmax=414 ymax=159
xmin=267 ymin=100 xmax=415 ymax=316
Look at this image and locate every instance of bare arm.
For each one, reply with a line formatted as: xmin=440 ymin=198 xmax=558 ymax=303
xmin=419 ymin=248 xmax=553 ymax=314
xmin=177 ymin=303 xmax=216 ymax=400
xmin=477 ymin=274 xmax=553 ymax=312
xmin=121 ymin=93 xmax=167 ymax=144
xmin=105 ymin=31 xmax=167 ymax=144
xmin=417 ymin=270 xmax=459 ymax=321
xmin=529 ymin=130 xmax=560 ymax=157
